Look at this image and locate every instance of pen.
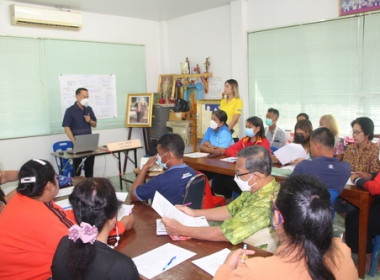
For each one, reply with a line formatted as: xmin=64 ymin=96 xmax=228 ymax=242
xmin=240 ymin=244 xmax=247 ymax=263
xmin=183 ymin=202 xmax=192 ymax=207
xmin=162 ymin=256 xmax=176 ymax=271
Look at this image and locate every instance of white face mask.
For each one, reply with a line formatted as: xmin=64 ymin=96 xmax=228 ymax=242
xmin=80 ymin=98 xmax=89 ymax=107
xmin=234 ymin=174 xmax=256 ymax=192
xmin=210 ymin=120 xmax=218 ymax=130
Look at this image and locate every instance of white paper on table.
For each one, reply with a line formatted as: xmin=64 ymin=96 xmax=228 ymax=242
xmin=152 ymin=191 xmax=209 ymax=227
xmin=346 ymin=177 xmax=354 ymax=186
xmin=280 ymin=164 xmax=296 ymax=171
xmin=192 ymin=248 xmax=231 ymax=276
xmin=116 ymin=191 xmax=128 ymax=202
xmin=132 ymin=243 xmax=196 ymax=279
xmin=1 ymin=184 xmax=17 ymax=196
xmin=56 ymin=186 xmax=74 ymax=198
xmin=184 ymin=152 xmax=209 ymax=158
xmin=274 ymin=143 xmax=307 ymax=165
xmin=220 ymin=157 xmax=237 ymax=162
xmin=117 ymin=204 xmax=134 ymax=221
xmin=55 ymin=198 xmax=72 ymax=210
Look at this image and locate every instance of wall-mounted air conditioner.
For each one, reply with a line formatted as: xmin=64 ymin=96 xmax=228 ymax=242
xmin=10 ymin=4 xmax=82 ymax=30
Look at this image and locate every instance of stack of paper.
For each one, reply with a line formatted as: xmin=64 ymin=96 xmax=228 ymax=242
xmin=273 ymin=143 xmax=307 ymax=165
xmin=152 ymin=191 xmax=209 ymax=228
xmin=184 ymin=152 xmax=209 ymax=158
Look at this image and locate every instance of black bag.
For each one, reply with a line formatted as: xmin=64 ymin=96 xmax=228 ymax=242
xmin=174 ymin=99 xmax=189 ymax=112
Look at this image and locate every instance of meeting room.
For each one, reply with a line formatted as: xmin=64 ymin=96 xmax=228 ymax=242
xmin=1 ymin=0 xmax=380 ymax=279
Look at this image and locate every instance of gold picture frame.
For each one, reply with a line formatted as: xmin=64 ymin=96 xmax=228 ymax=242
xmin=196 ymin=99 xmax=221 ymax=138
xmin=157 ymin=74 xmax=176 ymax=100
xmin=125 ymin=93 xmax=154 ymax=127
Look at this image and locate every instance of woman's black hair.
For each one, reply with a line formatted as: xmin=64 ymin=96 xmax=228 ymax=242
xmin=212 ymin=110 xmax=228 ymax=125
xmin=351 ymin=117 xmax=374 ymax=140
xmin=17 ymin=159 xmax=56 ymax=198
xmin=276 ymin=175 xmax=335 ymax=280
xmin=246 ymin=116 xmax=265 ymax=139
xmin=67 ymin=178 xmax=121 ymax=280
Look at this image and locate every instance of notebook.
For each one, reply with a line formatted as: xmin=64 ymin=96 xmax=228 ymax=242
xmin=68 ymin=133 xmax=99 ymax=154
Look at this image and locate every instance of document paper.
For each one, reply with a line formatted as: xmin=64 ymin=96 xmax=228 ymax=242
xmin=184 ymin=152 xmax=209 ymax=158
xmin=274 ymin=143 xmax=308 ymax=165
xmin=192 ymin=248 xmax=231 ymax=276
xmin=132 ymin=243 xmax=196 ymax=279
xmin=152 ymin=191 xmax=209 ymax=227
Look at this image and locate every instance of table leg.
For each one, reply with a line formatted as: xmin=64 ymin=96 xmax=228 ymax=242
xmin=116 ymin=151 xmax=123 ymax=190
xmin=357 ymin=196 xmax=371 ymax=279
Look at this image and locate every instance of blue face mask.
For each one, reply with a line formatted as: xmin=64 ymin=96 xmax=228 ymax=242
xmin=245 ymin=128 xmax=255 ymax=138
xmin=156 ymin=152 xmax=168 ymax=169
xmin=265 ymin=118 xmax=273 ymax=126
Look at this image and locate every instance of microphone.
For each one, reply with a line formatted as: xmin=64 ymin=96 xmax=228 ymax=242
xmin=84 ymin=106 xmax=88 ymax=115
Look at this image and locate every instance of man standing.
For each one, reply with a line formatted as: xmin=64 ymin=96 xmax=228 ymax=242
xmin=162 ymin=146 xmax=280 ymax=245
xmin=62 ymin=88 xmax=97 ymax=177
xmin=292 ymin=127 xmax=351 ymax=195
xmin=264 ymin=108 xmax=287 ymax=150
xmin=130 ymin=133 xmax=196 ymax=205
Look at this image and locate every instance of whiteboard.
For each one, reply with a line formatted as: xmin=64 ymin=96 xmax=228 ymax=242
xmin=59 ymin=74 xmax=117 ymax=119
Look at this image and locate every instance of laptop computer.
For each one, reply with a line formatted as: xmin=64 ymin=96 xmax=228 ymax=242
xmin=68 ymin=134 xmax=99 ymax=154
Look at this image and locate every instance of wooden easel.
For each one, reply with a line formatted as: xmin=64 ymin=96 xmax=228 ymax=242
xmin=122 ymin=127 xmax=150 ymax=174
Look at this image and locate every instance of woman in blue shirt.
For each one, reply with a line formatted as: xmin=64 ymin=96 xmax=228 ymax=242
xmin=200 ymin=110 xmax=233 ymax=154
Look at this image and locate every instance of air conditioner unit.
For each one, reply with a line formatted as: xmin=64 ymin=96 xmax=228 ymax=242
xmin=10 ymin=4 xmax=82 ymax=30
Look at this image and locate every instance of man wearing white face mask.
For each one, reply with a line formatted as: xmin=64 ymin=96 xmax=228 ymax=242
xmin=130 ymin=134 xmax=196 ymax=205
xmin=264 ymin=108 xmax=286 ymax=151
xmin=162 ymin=146 xmax=280 ymax=245
xmin=62 ymin=88 xmax=97 ymax=177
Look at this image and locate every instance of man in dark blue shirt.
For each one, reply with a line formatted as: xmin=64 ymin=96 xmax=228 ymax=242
xmin=130 ymin=134 xmax=196 ymax=205
xmin=292 ymin=127 xmax=351 ymax=195
xmin=62 ymin=88 xmax=97 ymax=177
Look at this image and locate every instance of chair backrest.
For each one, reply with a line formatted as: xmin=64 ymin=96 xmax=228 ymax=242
xmin=52 ymin=141 xmax=74 ymax=177
xmin=328 ymin=188 xmax=339 ymax=219
xmin=53 ymin=141 xmax=73 ymax=152
xmin=182 ymin=173 xmax=206 ymax=210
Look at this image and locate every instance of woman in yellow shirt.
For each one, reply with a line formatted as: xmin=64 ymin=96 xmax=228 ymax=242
xmin=220 ymin=79 xmax=243 ymax=140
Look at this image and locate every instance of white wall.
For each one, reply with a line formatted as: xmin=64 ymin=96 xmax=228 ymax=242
xmin=0 ymin=0 xmax=342 ymax=172
xmin=0 ymin=0 xmax=161 ymax=175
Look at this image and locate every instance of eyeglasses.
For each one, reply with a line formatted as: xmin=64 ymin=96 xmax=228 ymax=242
xmin=352 ymin=130 xmax=363 ymax=135
xmin=235 ymin=171 xmax=253 ymax=180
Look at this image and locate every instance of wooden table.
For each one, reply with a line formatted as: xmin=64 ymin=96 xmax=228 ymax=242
xmin=184 ymin=154 xmax=373 ymax=279
xmin=183 ymin=155 xmax=235 ymax=176
xmin=117 ymin=202 xmax=272 ymax=280
xmin=340 ymin=185 xmax=374 ymax=279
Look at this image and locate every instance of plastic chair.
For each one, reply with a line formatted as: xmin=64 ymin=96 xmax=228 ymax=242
xmin=200 ymin=171 xmax=226 ymax=209
xmin=328 ymin=189 xmax=339 ymax=219
xmin=182 ymin=173 xmax=206 ymax=210
xmin=53 ymin=141 xmax=74 ymax=177
xmin=369 ymin=235 xmax=380 ymax=276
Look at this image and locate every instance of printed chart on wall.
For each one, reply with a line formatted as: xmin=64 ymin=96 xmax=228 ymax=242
xmin=59 ymin=74 xmax=117 ymax=119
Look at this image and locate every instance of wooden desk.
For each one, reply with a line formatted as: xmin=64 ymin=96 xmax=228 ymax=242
xmin=184 ymin=155 xmax=372 ymax=279
xmin=117 ymin=202 xmax=272 ymax=280
xmin=340 ymin=185 xmax=374 ymax=279
xmin=183 ymin=155 xmax=235 ymax=176
xmin=52 ymin=146 xmax=141 ymax=189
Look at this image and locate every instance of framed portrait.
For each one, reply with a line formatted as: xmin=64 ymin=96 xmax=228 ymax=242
xmin=340 ymin=0 xmax=380 ymax=16
xmin=196 ymin=99 xmax=221 ymax=138
xmin=125 ymin=93 xmax=154 ymax=127
xmin=157 ymin=74 xmax=176 ymax=100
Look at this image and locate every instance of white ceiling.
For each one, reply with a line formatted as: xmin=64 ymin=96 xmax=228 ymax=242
xmin=11 ymin=0 xmax=237 ymax=21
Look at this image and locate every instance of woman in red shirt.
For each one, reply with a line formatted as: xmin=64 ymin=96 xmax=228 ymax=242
xmin=212 ymin=116 xmax=271 ymax=199
xmin=209 ymin=116 xmax=270 ymax=157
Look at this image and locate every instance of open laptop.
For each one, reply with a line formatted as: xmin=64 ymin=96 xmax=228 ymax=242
xmin=68 ymin=134 xmax=99 ymax=154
